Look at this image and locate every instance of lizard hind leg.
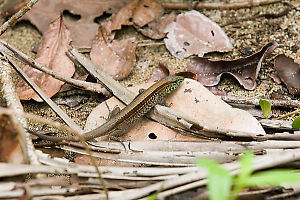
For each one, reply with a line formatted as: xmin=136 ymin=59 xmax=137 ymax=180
xmin=108 ymin=125 xmax=129 ymax=150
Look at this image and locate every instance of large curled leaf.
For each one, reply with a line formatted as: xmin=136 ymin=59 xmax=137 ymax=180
xmin=259 ymin=99 xmax=272 ymax=118
xmin=188 ymin=42 xmax=278 ymax=90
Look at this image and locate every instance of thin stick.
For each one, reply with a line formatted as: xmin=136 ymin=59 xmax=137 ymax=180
xmin=0 ymin=0 xmax=39 ymax=36
xmin=3 ymin=52 xmax=83 ymax=133
xmin=162 ymin=0 xmax=281 ymax=10
xmin=0 ymin=54 xmax=39 ymax=165
xmin=275 ymin=109 xmax=300 ymax=120
xmin=222 ymin=96 xmax=300 ymax=109
xmin=0 ymin=39 xmax=111 ymax=97
xmin=21 ymin=111 xmax=109 ymax=199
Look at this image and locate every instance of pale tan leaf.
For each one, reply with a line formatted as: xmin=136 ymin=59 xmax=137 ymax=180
xmin=164 ymin=10 xmax=233 ymax=59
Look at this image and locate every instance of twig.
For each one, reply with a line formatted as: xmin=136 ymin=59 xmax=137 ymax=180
xmin=21 ymin=110 xmax=109 ymax=199
xmin=0 ymin=0 xmax=39 ymax=36
xmin=162 ymin=0 xmax=281 ymax=10
xmin=275 ymin=108 xmax=300 ymax=120
xmin=3 ymin=52 xmax=83 ymax=133
xmin=137 ymin=41 xmax=165 ymax=47
xmin=0 ymin=54 xmax=40 ymax=165
xmin=222 ymin=95 xmax=300 ymax=109
xmin=221 ymin=7 xmax=290 ymax=27
xmin=0 ymin=39 xmax=111 ymax=97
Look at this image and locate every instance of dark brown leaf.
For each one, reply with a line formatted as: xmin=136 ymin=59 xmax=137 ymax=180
xmin=164 ymin=10 xmax=233 ymax=60
xmin=90 ymin=28 xmax=137 ymax=80
xmin=139 ymin=12 xmax=176 ymax=39
xmin=22 ymin=0 xmax=131 ymax=50
xmin=110 ymin=0 xmax=163 ymax=31
xmin=275 ymin=54 xmax=300 ymax=95
xmin=16 ymin=16 xmax=75 ymax=101
xmin=187 ymin=42 xmax=278 ymax=90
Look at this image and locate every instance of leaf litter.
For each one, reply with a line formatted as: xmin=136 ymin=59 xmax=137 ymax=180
xmin=274 ymin=54 xmax=300 ymax=96
xmin=187 ymin=42 xmax=278 ymax=90
xmin=164 ymin=10 xmax=233 ymax=60
xmin=16 ymin=16 xmax=75 ymax=101
xmin=1 ymin=1 xmax=300 ymax=198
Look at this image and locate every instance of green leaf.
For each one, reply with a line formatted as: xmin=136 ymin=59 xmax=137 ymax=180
xmin=147 ymin=193 xmax=157 ymax=200
xmin=244 ymin=169 xmax=300 ymax=187
xmin=198 ymin=159 xmax=232 ymax=200
xmin=238 ymin=151 xmax=254 ymax=184
xmin=292 ymin=115 xmax=300 ymax=129
xmin=259 ymin=99 xmax=271 ymax=118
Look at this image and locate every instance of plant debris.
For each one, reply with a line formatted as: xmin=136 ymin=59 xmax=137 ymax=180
xmin=90 ymin=27 xmax=137 ymax=80
xmin=164 ymin=10 xmax=233 ymax=60
xmin=16 ymin=16 xmax=75 ymax=101
xmin=274 ymin=54 xmax=300 ymax=96
xmin=187 ymin=42 xmax=278 ymax=90
xmin=110 ymin=0 xmax=163 ymax=31
xmin=22 ymin=0 xmax=131 ymax=50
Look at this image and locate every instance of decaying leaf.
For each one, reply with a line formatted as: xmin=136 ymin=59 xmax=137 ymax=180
xmin=110 ymin=0 xmax=163 ymax=31
xmin=0 ymin=109 xmax=24 ymax=164
xmin=22 ymin=0 xmax=131 ymax=49
xmin=147 ymin=63 xmax=171 ymax=82
xmin=139 ymin=12 xmax=176 ymax=39
xmin=16 ymin=16 xmax=75 ymax=101
xmin=0 ymin=0 xmax=27 ymax=16
xmin=90 ymin=28 xmax=137 ymax=80
xmin=85 ymin=78 xmax=265 ymax=143
xmin=164 ymin=10 xmax=233 ymax=60
xmin=188 ymin=42 xmax=278 ymax=90
xmin=274 ymin=54 xmax=300 ymax=96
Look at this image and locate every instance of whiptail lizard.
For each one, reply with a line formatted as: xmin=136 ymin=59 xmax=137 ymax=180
xmin=29 ymin=75 xmax=184 ymax=142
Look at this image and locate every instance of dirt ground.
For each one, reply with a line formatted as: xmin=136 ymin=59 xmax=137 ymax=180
xmin=0 ymin=0 xmax=299 ymax=128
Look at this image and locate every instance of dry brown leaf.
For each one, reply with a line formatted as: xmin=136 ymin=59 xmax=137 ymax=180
xmin=187 ymin=42 xmax=278 ymax=90
xmin=110 ymin=0 xmax=139 ymax=30
xmin=132 ymin=0 xmax=164 ymax=27
xmin=110 ymin=0 xmax=163 ymax=31
xmin=90 ymin=28 xmax=137 ymax=80
xmin=275 ymin=54 xmax=300 ymax=96
xmin=85 ymin=78 xmax=265 ymax=142
xmin=22 ymin=0 xmax=131 ymax=49
xmin=139 ymin=12 xmax=176 ymax=39
xmin=16 ymin=16 xmax=75 ymax=101
xmin=147 ymin=63 xmax=170 ymax=82
xmin=0 ymin=111 xmax=24 ymax=164
xmin=164 ymin=10 xmax=233 ymax=60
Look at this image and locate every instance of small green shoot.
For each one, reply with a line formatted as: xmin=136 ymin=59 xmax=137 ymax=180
xmin=259 ymin=99 xmax=271 ymax=118
xmin=292 ymin=115 xmax=300 ymax=129
xmin=198 ymin=151 xmax=300 ymax=200
xmin=198 ymin=159 xmax=232 ymax=200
